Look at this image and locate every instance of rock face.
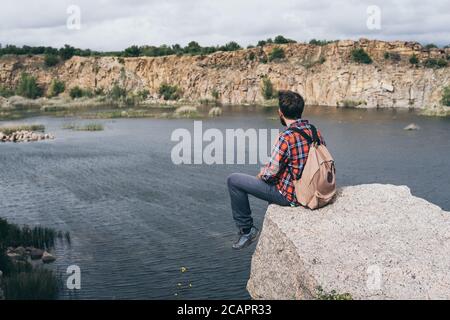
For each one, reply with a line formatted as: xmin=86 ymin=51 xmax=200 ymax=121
xmin=247 ymin=184 xmax=450 ymax=300
xmin=1 ymin=39 xmax=449 ymax=110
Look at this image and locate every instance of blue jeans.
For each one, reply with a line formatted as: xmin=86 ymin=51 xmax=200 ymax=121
xmin=227 ymin=173 xmax=291 ymax=230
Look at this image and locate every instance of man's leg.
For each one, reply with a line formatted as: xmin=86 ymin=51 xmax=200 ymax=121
xmin=227 ymin=173 xmax=290 ymax=231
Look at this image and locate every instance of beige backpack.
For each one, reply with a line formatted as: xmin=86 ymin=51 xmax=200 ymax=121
xmin=291 ymin=126 xmax=336 ymax=210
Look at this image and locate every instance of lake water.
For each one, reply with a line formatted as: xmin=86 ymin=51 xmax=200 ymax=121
xmin=0 ymin=106 xmax=449 ymax=299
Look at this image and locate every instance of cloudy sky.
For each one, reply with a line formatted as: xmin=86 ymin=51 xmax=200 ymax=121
xmin=1 ymin=0 xmax=449 ymax=50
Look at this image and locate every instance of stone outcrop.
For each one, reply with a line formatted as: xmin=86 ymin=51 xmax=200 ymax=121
xmin=0 ymin=130 xmax=54 ymax=143
xmin=1 ymin=39 xmax=449 ymax=110
xmin=247 ymin=184 xmax=450 ymax=300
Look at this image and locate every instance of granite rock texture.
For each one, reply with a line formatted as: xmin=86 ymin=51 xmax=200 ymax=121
xmin=247 ymin=184 xmax=450 ymax=300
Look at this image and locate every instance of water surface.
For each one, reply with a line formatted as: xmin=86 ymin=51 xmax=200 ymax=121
xmin=0 ymin=106 xmax=449 ymax=299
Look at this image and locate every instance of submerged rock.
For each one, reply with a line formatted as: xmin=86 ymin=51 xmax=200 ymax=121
xmin=247 ymin=184 xmax=450 ymax=300
xmin=404 ymin=123 xmax=420 ymax=131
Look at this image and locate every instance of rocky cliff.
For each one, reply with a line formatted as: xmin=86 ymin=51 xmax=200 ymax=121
xmin=1 ymin=39 xmax=449 ymax=109
xmin=247 ymin=184 xmax=450 ymax=300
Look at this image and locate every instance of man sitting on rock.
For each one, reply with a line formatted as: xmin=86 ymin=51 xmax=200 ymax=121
xmin=227 ymin=90 xmax=326 ymax=250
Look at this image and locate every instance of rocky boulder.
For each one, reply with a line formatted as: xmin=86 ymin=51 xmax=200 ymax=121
xmin=41 ymin=251 xmax=56 ymax=264
xmin=247 ymin=184 xmax=450 ymax=300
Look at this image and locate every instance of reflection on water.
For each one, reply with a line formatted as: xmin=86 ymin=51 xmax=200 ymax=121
xmin=0 ymin=106 xmax=449 ymax=299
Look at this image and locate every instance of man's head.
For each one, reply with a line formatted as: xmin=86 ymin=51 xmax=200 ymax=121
xmin=278 ymin=90 xmax=305 ymax=126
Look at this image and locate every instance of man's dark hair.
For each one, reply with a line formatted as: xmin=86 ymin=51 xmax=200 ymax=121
xmin=278 ymin=90 xmax=305 ymax=119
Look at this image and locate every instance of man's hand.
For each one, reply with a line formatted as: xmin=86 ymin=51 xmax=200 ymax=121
xmin=256 ymin=172 xmax=263 ymax=180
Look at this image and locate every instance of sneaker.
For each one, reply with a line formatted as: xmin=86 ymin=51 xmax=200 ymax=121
xmin=232 ymin=226 xmax=259 ymax=250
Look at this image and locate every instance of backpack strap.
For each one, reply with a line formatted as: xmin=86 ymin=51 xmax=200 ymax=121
xmin=290 ymin=124 xmax=321 ymax=145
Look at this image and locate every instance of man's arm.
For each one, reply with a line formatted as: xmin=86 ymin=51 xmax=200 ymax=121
xmin=258 ymin=134 xmax=289 ymax=183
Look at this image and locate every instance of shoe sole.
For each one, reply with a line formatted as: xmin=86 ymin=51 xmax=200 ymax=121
xmin=232 ymin=230 xmax=260 ymax=250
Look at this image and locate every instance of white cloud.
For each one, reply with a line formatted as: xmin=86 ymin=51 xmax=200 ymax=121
xmin=0 ymin=0 xmax=449 ymax=50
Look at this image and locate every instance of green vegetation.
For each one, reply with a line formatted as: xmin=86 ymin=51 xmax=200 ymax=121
xmin=247 ymin=52 xmax=256 ymax=61
xmin=78 ymin=123 xmax=104 ymax=131
xmin=338 ymin=100 xmax=367 ymax=108
xmin=47 ymin=79 xmax=65 ymax=98
xmin=441 ymin=86 xmax=450 ymax=106
xmin=273 ymin=35 xmax=296 ymax=44
xmin=424 ymin=43 xmax=438 ymax=50
xmin=69 ymin=86 xmax=93 ymax=99
xmin=159 ymin=83 xmax=182 ymax=100
xmin=15 ymin=73 xmax=43 ymax=99
xmin=211 ymin=89 xmax=220 ymax=100
xmin=316 ymin=286 xmax=352 ymax=300
xmin=63 ymin=123 xmax=104 ymax=131
xmin=0 ymin=85 xmax=14 ymax=98
xmin=0 ymin=124 xmax=45 ymax=135
xmin=136 ymin=89 xmax=150 ymax=100
xmin=2 ymin=268 xmax=60 ymax=300
xmin=268 ymin=47 xmax=285 ymax=62
xmin=0 ymin=217 xmax=63 ymax=300
xmin=124 ymin=45 xmax=141 ymax=57
xmin=0 ymin=35 xmax=297 ymax=60
xmin=409 ymin=54 xmax=419 ymax=65
xmin=174 ymin=106 xmax=199 ymax=118
xmin=302 ymin=56 xmax=326 ymax=69
xmin=58 ymin=44 xmax=76 ymax=60
xmin=44 ymin=53 xmax=59 ymax=67
xmin=257 ymin=38 xmax=273 ymax=47
xmin=423 ymin=58 xmax=448 ymax=69
xmin=351 ymin=48 xmax=373 ymax=64
xmin=219 ymin=41 xmax=242 ymax=51
xmin=261 ymin=76 xmax=275 ymax=100
xmin=384 ymin=52 xmax=401 ymax=62
xmin=108 ymin=84 xmax=127 ymax=100
xmin=309 ymin=39 xmax=335 ymax=46
xmin=0 ymin=217 xmax=57 ymax=248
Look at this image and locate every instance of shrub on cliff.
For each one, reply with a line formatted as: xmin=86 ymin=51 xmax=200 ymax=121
xmin=424 ymin=43 xmax=438 ymax=50
xmin=44 ymin=54 xmax=59 ymax=67
xmin=59 ymin=44 xmax=76 ymax=60
xmin=15 ymin=73 xmax=43 ymax=99
xmin=69 ymin=86 xmax=92 ymax=99
xmin=309 ymin=39 xmax=334 ymax=46
xmin=442 ymin=86 xmax=450 ymax=107
xmin=218 ymin=41 xmax=242 ymax=52
xmin=159 ymin=83 xmax=182 ymax=100
xmin=409 ymin=54 xmax=419 ymax=65
xmin=0 ymin=86 xmax=14 ymax=98
xmin=268 ymin=47 xmax=285 ymax=62
xmin=47 ymin=79 xmax=65 ymax=98
xmin=424 ymin=58 xmax=448 ymax=69
xmin=108 ymin=84 xmax=127 ymax=100
xmin=257 ymin=38 xmax=273 ymax=47
xmin=274 ymin=35 xmax=296 ymax=44
xmin=211 ymin=89 xmax=220 ymax=100
xmin=123 ymin=45 xmax=141 ymax=57
xmin=261 ymin=76 xmax=276 ymax=100
xmin=384 ymin=52 xmax=401 ymax=62
xmin=351 ymin=48 xmax=373 ymax=64
xmin=184 ymin=41 xmax=202 ymax=55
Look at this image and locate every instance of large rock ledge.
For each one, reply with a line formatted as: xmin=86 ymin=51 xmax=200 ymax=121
xmin=247 ymin=184 xmax=450 ymax=300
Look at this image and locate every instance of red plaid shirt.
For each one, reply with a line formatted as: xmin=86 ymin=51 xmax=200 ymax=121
xmin=260 ymin=120 xmax=326 ymax=205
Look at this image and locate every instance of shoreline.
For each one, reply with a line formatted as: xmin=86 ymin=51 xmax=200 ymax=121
xmin=1 ymin=95 xmax=449 ymax=121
